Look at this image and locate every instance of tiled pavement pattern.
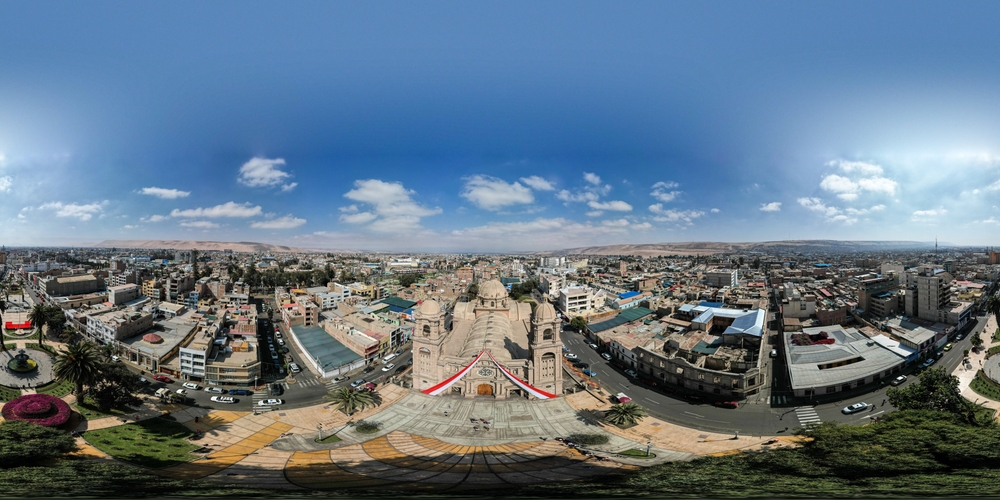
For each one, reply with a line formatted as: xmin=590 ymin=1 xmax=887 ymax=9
xmin=285 ymin=431 xmax=637 ymax=492
xmin=152 ymin=419 xmax=293 ymax=480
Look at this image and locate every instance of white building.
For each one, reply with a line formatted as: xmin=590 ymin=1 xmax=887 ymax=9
xmin=108 ymin=284 xmax=141 ymax=306
xmin=558 ymin=286 xmax=593 ymax=314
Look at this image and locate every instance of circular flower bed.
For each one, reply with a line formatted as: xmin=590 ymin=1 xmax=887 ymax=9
xmin=1 ymin=394 xmax=72 ymax=427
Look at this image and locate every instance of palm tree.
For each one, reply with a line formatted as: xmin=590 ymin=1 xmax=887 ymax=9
xmin=53 ymin=342 xmax=102 ymax=397
xmin=604 ymin=402 xmax=647 ymax=427
xmin=28 ymin=304 xmax=49 ymax=348
xmin=0 ymin=294 xmax=7 ymax=353
xmin=328 ymin=387 xmax=376 ymax=416
xmin=987 ymin=294 xmax=1000 ymax=323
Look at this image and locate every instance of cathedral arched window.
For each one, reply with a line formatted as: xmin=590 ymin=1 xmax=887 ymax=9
xmin=543 ymin=328 xmax=553 ymax=341
xmin=491 ymin=301 xmax=495 ymax=307
xmin=422 ymin=324 xmax=431 ymax=336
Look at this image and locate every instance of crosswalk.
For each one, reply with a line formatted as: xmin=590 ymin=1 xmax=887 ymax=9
xmin=769 ymin=395 xmax=788 ymax=405
xmin=795 ymin=406 xmax=822 ymax=427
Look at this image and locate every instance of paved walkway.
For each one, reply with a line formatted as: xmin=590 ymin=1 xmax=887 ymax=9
xmin=957 ymin=313 xmax=1000 ymax=410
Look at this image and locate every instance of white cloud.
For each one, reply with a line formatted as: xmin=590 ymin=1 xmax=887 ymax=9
xmin=601 ymin=219 xmax=631 ymax=227
xmin=978 ymin=217 xmax=1000 ymax=225
xmin=650 ymin=181 xmax=682 ymax=203
xmin=819 ymin=174 xmax=858 ymax=199
xmin=649 ymin=204 xmax=705 ymax=223
xmin=797 ymin=197 xmax=839 ymax=217
xmin=339 ymin=205 xmax=359 ymax=213
xmin=122 ymin=224 xmax=140 ymax=229
xmin=250 ymin=215 xmax=306 ymax=229
xmin=0 ymin=176 xmax=12 ymax=193
xmin=140 ymin=187 xmax=190 ymax=199
xmin=759 ymin=202 xmax=782 ymax=212
xmin=281 ymin=182 xmax=298 ymax=192
xmin=341 ymin=179 xmax=441 ymax=232
xmin=844 ymin=204 xmax=886 ymax=216
xmin=141 ymin=214 xmax=169 ymax=222
xmin=710 ymin=208 xmax=720 ymax=213
xmin=912 ymin=208 xmax=947 ymax=223
xmin=857 ymin=176 xmax=898 ymax=195
xmin=339 ymin=212 xmax=378 ymax=224
xmin=519 ymin=176 xmax=555 ymax=191
xmin=171 ymin=202 xmax=262 ymax=218
xmin=556 ymin=189 xmax=600 ymax=203
xmin=829 ymin=214 xmax=858 ymax=225
xmin=238 ymin=157 xmax=291 ymax=188
xmin=460 ymin=175 xmax=534 ymax=211
xmin=587 ymin=200 xmax=633 ymax=212
xmin=585 ymin=210 xmax=604 ymax=217
xmin=583 ymin=172 xmax=602 ymax=185
xmin=827 ymin=159 xmax=884 ymax=176
xmin=179 ymin=220 xmax=220 ymax=229
xmin=39 ymin=201 xmax=106 ymax=221
xmin=631 ymin=222 xmax=653 ymax=230
xmin=988 ymin=179 xmax=1000 ymax=191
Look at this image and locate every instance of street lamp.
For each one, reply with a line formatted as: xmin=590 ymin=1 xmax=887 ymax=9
xmin=317 ymin=423 xmax=323 ymax=441
xmin=646 ymin=441 xmax=652 ymax=457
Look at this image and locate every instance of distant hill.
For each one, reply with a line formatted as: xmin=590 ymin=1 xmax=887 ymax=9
xmin=544 ymin=240 xmax=937 ymax=257
xmin=92 ymin=240 xmax=319 ymax=253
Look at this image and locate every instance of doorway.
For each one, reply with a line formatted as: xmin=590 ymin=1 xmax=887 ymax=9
xmin=477 ymin=384 xmax=494 ymax=396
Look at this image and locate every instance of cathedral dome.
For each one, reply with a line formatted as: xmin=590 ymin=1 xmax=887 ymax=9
xmin=416 ymin=299 xmax=442 ymax=318
xmin=478 ymin=279 xmax=508 ymax=300
xmin=534 ymin=301 xmax=558 ymax=322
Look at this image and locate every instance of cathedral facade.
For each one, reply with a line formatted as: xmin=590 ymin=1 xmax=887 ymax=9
xmin=412 ymin=279 xmax=563 ymax=399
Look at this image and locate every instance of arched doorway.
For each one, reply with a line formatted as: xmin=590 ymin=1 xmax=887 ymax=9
xmin=477 ymin=383 xmax=494 ymax=396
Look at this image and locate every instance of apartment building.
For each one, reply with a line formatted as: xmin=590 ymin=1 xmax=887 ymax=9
xmin=85 ymin=309 xmax=155 ymax=343
xmin=142 ymin=278 xmax=165 ymax=301
xmin=40 ymin=274 xmax=105 ymax=296
xmin=108 ymin=283 xmax=141 ymax=306
xmin=558 ymin=286 xmax=593 ymax=314
xmin=705 ymin=268 xmax=738 ymax=288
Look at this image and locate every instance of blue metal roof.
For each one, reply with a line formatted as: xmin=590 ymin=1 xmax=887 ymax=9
xmin=619 ymin=291 xmax=640 ymax=299
xmin=699 ymin=301 xmax=724 ymax=308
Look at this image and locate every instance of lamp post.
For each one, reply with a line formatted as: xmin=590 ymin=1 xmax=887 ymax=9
xmin=646 ymin=441 xmax=652 ymax=457
xmin=317 ymin=423 xmax=323 ymax=441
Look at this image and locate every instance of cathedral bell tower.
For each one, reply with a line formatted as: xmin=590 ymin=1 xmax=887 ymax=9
xmin=413 ymin=299 xmax=446 ymax=391
xmin=528 ymin=301 xmax=563 ymax=397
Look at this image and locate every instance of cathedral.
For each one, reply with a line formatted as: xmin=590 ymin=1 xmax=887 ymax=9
xmin=412 ymin=279 xmax=563 ymax=399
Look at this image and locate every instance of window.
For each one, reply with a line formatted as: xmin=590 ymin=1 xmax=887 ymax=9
xmin=422 ymin=325 xmax=431 ymax=336
xmin=543 ymin=328 xmax=553 ymax=341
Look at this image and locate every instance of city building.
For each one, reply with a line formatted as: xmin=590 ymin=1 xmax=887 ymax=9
xmin=107 ymin=283 xmax=141 ymax=306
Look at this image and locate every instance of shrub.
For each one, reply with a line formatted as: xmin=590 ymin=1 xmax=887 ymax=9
xmin=566 ymin=433 xmax=609 ymax=446
xmin=1 ymin=394 xmax=72 ymax=427
xmin=354 ymin=420 xmax=382 ymax=434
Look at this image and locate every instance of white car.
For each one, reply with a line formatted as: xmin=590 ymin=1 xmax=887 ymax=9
xmin=175 ymin=389 xmax=188 ymax=396
xmin=382 ymin=363 xmax=395 ymax=372
xmin=564 ymin=353 xmax=578 ymax=360
xmin=204 ymin=386 xmax=224 ymax=394
xmin=182 ymin=382 xmax=200 ymax=390
xmin=842 ymin=402 xmax=869 ymax=414
xmin=210 ymin=396 xmax=237 ymax=404
xmin=275 ymin=331 xmax=283 ymax=338
xmin=288 ymin=362 xmax=301 ymax=373
xmin=257 ymin=399 xmax=283 ymax=406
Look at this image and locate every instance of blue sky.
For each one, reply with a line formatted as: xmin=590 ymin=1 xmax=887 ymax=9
xmin=3 ymin=2 xmax=1000 ymax=252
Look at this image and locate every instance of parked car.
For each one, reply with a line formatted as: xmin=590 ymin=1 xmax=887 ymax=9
xmin=204 ymin=386 xmax=224 ymax=394
xmin=182 ymin=382 xmax=200 ymax=390
xmin=382 ymin=363 xmax=395 ymax=372
xmin=601 ymin=353 xmax=612 ymax=361
xmin=275 ymin=331 xmax=283 ymax=338
xmin=257 ymin=399 xmax=283 ymax=407
xmin=138 ymin=377 xmax=150 ymax=385
xmin=615 ymin=392 xmax=632 ymax=403
xmin=153 ymin=374 xmax=173 ymax=383
xmin=582 ymin=369 xmax=596 ymax=377
xmin=351 ymin=379 xmax=367 ymax=388
xmin=921 ymin=358 xmax=936 ymax=369
xmin=564 ymin=353 xmax=578 ymax=360
xmin=332 ymin=376 xmax=349 ymax=383
xmin=842 ymin=402 xmax=869 ymax=414
xmin=111 ymin=355 xmax=121 ymax=362
xmin=943 ymin=343 xmax=954 ymax=351
xmin=562 ymin=346 xmax=569 ymax=352
xmin=210 ymin=396 xmax=237 ymax=404
xmin=288 ymin=362 xmax=301 ymax=373
xmin=175 ymin=389 xmax=188 ymax=396
xmin=277 ymin=338 xmax=285 ymax=346
xmin=640 ymin=378 xmax=658 ymax=387
xmin=573 ymin=362 xmax=590 ymax=369
xmin=956 ymin=334 xmax=965 ymax=341
xmin=713 ymin=401 xmax=739 ymax=409
xmin=770 ymin=349 xmax=778 ymax=358
xmin=624 ymin=369 xmax=638 ymax=378
xmin=890 ymin=375 xmax=907 ymax=386
xmin=588 ymin=343 xmax=599 ymax=350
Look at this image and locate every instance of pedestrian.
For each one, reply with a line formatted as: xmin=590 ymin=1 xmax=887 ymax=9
xmin=882 ymin=399 xmax=886 ymax=405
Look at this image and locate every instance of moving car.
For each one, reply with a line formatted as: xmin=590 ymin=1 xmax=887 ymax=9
xmin=182 ymin=382 xmax=200 ymax=390
xmin=956 ymin=334 xmax=965 ymax=341
xmin=229 ymin=389 xmax=253 ymax=396
xmin=770 ymin=349 xmax=778 ymax=358
xmin=624 ymin=369 xmax=638 ymax=378
xmin=601 ymin=353 xmax=612 ymax=361
xmin=210 ymin=396 xmax=237 ymax=404
xmin=351 ymin=379 xmax=367 ymax=388
xmin=153 ymin=374 xmax=173 ymax=383
xmin=890 ymin=375 xmax=907 ymax=386
xmin=943 ymin=343 xmax=953 ymax=351
xmin=332 ymin=376 xmax=349 ymax=383
xmin=257 ymin=399 xmax=283 ymax=406
xmin=204 ymin=386 xmax=224 ymax=394
xmin=271 ymin=383 xmax=283 ymax=395
xmin=615 ymin=392 xmax=632 ymax=403
xmin=842 ymin=402 xmax=869 ymax=414
xmin=175 ymin=389 xmax=188 ymax=396
xmin=588 ymin=343 xmax=599 ymax=350
xmin=921 ymin=358 xmax=936 ymax=369
xmin=713 ymin=401 xmax=739 ymax=409
xmin=288 ymin=362 xmax=301 ymax=373
xmin=383 ymin=353 xmax=398 ymax=363
xmin=381 ymin=363 xmax=395 ymax=372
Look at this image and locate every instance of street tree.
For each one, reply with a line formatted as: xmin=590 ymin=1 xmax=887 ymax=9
xmin=54 ymin=342 xmax=103 ymax=397
xmin=28 ymin=304 xmax=49 ymax=347
xmin=886 ymin=367 xmax=987 ymax=425
xmin=86 ymin=363 xmax=143 ymax=411
xmin=604 ymin=403 xmax=647 ymax=427
xmin=570 ymin=316 xmax=588 ymax=333
xmin=329 ymin=387 xmax=376 ymax=416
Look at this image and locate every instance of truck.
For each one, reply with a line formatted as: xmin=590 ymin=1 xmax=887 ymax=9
xmin=615 ymin=392 xmax=632 ymax=404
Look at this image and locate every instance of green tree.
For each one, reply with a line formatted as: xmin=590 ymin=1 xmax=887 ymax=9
xmin=0 ymin=286 xmax=7 ymax=353
xmin=570 ymin=316 xmax=588 ymax=333
xmin=328 ymin=387 xmax=376 ymax=416
xmin=604 ymin=403 xmax=647 ymax=426
xmin=886 ymin=367 xmax=985 ymax=425
xmin=54 ymin=342 xmax=103 ymax=397
xmin=987 ymin=294 xmax=1000 ymax=321
xmin=398 ymin=273 xmax=424 ymax=288
xmin=972 ymin=331 xmax=984 ymax=350
xmin=44 ymin=305 xmax=65 ymax=341
xmin=87 ymin=363 xmax=143 ymax=411
xmin=28 ymin=303 xmax=49 ymax=347
xmin=0 ymin=420 xmax=76 ymax=467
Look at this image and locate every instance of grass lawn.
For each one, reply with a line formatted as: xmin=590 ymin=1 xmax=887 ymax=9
xmin=9 ymin=331 xmax=39 ymax=341
xmin=0 ymin=385 xmax=21 ymax=401
xmin=36 ymin=378 xmax=75 ymax=398
xmin=315 ymin=433 xmax=343 ymax=444
xmin=73 ymin=395 xmax=136 ymax=420
xmin=618 ymin=448 xmax=656 ymax=459
xmin=24 ymin=342 xmax=56 ymax=356
xmin=84 ymin=417 xmax=200 ymax=469
xmin=971 ymin=372 xmax=1000 ymax=402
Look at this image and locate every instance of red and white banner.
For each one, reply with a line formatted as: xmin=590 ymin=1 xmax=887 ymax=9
xmin=421 ymin=349 xmax=558 ymax=399
xmin=485 ymin=350 xmax=557 ymax=399
xmin=421 ymin=350 xmax=486 ymax=396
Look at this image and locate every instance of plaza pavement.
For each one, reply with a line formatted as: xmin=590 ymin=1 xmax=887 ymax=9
xmin=957 ymin=313 xmax=1000 ymax=411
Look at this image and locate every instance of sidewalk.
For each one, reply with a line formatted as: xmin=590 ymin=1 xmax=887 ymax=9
xmin=957 ymin=313 xmax=1000 ymax=410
